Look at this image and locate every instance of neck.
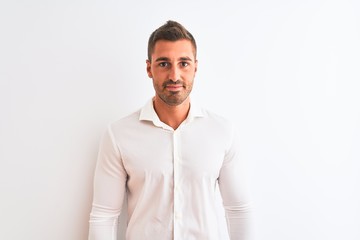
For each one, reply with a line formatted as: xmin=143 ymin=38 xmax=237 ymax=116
xmin=153 ymin=96 xmax=190 ymax=130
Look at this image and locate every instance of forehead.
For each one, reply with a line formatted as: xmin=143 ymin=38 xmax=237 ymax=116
xmin=152 ymin=39 xmax=195 ymax=60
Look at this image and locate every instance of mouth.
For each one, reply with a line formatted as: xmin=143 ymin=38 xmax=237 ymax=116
xmin=165 ymin=84 xmax=183 ymax=91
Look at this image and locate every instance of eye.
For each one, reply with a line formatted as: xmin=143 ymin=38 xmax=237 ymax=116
xmin=180 ymin=62 xmax=189 ymax=67
xmin=159 ymin=62 xmax=169 ymax=68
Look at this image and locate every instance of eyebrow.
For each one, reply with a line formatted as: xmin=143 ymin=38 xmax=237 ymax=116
xmin=155 ymin=57 xmax=193 ymax=62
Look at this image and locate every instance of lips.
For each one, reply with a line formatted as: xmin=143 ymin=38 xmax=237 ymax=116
xmin=165 ymin=84 xmax=183 ymax=91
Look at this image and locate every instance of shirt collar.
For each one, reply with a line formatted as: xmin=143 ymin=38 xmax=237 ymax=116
xmin=139 ymin=97 xmax=205 ymax=128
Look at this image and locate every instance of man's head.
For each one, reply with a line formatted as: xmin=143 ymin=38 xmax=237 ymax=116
xmin=147 ymin=20 xmax=197 ymax=63
xmin=146 ymin=20 xmax=198 ymax=107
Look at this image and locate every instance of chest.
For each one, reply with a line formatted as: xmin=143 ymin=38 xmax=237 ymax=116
xmin=118 ymin=127 xmax=227 ymax=181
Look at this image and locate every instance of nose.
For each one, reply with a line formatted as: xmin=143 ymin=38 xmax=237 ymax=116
xmin=168 ymin=65 xmax=180 ymax=82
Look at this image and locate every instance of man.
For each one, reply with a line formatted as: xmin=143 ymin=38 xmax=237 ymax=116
xmin=88 ymin=20 xmax=251 ymax=240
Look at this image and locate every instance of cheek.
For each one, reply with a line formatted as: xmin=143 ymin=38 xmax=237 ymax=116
xmin=184 ymin=70 xmax=196 ymax=79
xmin=154 ymin=71 xmax=169 ymax=82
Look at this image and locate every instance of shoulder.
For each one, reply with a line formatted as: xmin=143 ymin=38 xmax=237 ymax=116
xmin=107 ymin=109 xmax=142 ymax=137
xmin=194 ymin=108 xmax=238 ymax=151
xmin=190 ymin=107 xmax=237 ymax=144
xmin=200 ymin=108 xmax=235 ymax=131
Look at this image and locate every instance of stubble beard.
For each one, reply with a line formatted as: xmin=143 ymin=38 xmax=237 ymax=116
xmin=155 ymin=80 xmax=193 ymax=106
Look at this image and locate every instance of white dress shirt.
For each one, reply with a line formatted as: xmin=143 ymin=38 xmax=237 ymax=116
xmin=88 ymin=99 xmax=251 ymax=240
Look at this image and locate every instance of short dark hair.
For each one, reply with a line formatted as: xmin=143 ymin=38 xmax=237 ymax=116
xmin=147 ymin=20 xmax=197 ymax=62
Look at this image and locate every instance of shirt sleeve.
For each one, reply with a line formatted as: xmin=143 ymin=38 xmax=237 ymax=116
xmin=218 ymin=126 xmax=252 ymax=240
xmin=88 ymin=126 xmax=127 ymax=240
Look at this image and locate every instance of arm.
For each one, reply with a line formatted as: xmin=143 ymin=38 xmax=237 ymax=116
xmin=88 ymin=126 xmax=127 ymax=240
xmin=218 ymin=128 xmax=252 ymax=240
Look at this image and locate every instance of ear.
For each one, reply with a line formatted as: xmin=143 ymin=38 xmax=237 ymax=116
xmin=194 ymin=59 xmax=198 ymax=73
xmin=146 ymin=60 xmax=153 ymax=78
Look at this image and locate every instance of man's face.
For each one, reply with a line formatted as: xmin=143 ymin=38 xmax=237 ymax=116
xmin=146 ymin=39 xmax=197 ymax=106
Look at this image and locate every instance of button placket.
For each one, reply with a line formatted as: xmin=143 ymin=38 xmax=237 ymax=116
xmin=173 ymin=130 xmax=182 ymax=239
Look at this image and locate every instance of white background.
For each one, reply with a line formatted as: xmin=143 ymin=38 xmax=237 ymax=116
xmin=1 ymin=0 xmax=359 ymax=239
